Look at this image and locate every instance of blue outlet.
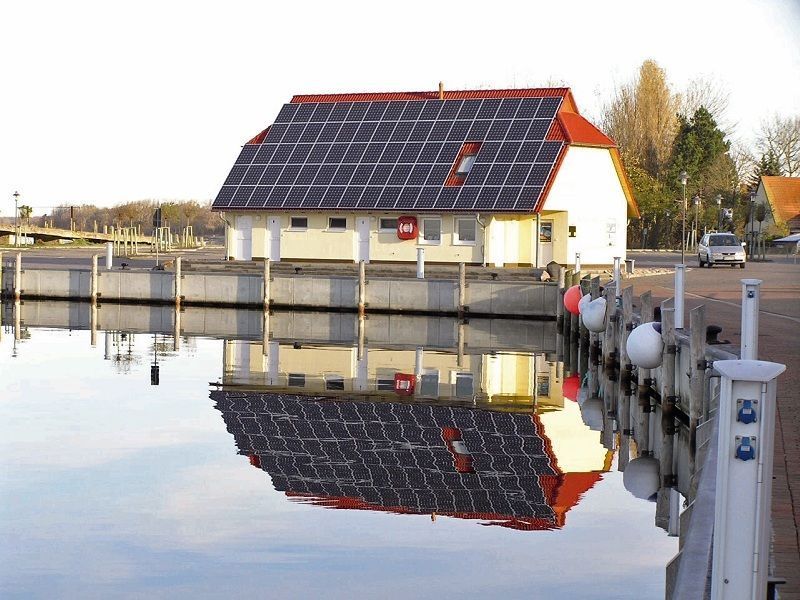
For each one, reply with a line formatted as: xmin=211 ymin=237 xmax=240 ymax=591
xmin=737 ymin=399 xmax=757 ymax=424
xmin=736 ymin=436 xmax=756 ymax=461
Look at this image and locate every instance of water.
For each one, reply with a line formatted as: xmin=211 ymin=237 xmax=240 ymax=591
xmin=0 ymin=303 xmax=676 ymax=599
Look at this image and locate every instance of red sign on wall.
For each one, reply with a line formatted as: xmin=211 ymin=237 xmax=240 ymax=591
xmin=397 ymin=216 xmax=417 ymax=240
xmin=394 ymin=373 xmax=416 ymax=395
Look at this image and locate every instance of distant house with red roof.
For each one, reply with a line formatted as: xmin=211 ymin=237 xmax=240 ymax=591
xmin=212 ymin=86 xmax=638 ymax=267
xmin=749 ymin=176 xmax=800 ymax=237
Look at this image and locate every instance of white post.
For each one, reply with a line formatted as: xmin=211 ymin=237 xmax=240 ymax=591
xmin=263 ymin=259 xmax=271 ymax=310
xmin=14 ymin=252 xmax=22 ymax=301
xmin=104 ymin=331 xmax=112 ymax=360
xmin=674 ymin=264 xmax=686 ymax=329
xmin=174 ymin=256 xmax=182 ymax=307
xmin=105 ymin=242 xmax=113 ymax=270
xmin=613 ymin=256 xmax=621 ymax=298
xmin=416 ymin=247 xmax=425 ymax=279
xmin=574 ymin=252 xmax=581 ymax=273
xmin=91 ymin=254 xmax=98 ymax=303
xmin=740 ymin=279 xmax=761 ymax=361
xmin=711 ymin=360 xmax=786 ymax=600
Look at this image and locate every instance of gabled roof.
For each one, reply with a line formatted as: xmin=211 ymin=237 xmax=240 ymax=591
xmin=212 ymin=86 xmax=636 ymax=216
xmin=761 ymin=176 xmax=800 ymax=231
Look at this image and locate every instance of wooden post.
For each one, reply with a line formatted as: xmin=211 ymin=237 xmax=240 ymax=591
xmin=588 ymin=276 xmax=601 ymax=399
xmin=263 ymin=259 xmax=271 ymax=310
xmin=571 ymin=270 xmax=581 ymax=287
xmin=174 ymin=256 xmax=182 ymax=307
xmin=562 ymin=269 xmax=573 ymax=374
xmin=91 ymin=254 xmax=98 ymax=304
xmin=458 ymin=262 xmax=466 ymax=318
xmin=261 ymin=309 xmax=270 ymax=357
xmin=688 ymin=304 xmax=706 ymax=486
xmin=457 ymin=321 xmax=465 ymax=368
xmin=578 ymin=276 xmax=591 ymax=377
xmin=637 ymin=291 xmax=654 ymax=456
xmin=173 ymin=305 xmax=181 ymax=352
xmin=0 ymin=251 xmax=4 ymax=299
xmin=90 ymin=303 xmax=98 ymax=347
xmin=556 ymin=286 xmax=565 ymax=362
xmin=601 ymin=282 xmax=617 ymax=418
xmin=14 ymin=252 xmax=22 ymax=302
xmin=357 ymin=314 xmax=366 ymax=361
xmin=617 ymin=286 xmax=634 ymax=471
xmin=358 ymin=260 xmax=366 ymax=316
xmin=655 ymin=299 xmax=677 ymax=531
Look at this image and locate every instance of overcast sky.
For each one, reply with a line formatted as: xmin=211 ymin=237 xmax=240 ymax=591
xmin=1 ymin=0 xmax=798 ymax=211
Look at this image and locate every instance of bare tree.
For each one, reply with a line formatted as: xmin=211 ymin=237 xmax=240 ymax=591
xmin=679 ymin=76 xmax=732 ymax=132
xmin=756 ymin=114 xmax=800 ymax=176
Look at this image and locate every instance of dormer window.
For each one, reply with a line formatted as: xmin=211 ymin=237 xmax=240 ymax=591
xmin=456 ymin=154 xmax=477 ymax=176
xmin=446 ymin=142 xmax=482 ymax=187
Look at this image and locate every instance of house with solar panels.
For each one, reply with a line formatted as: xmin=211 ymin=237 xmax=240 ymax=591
xmin=212 ymin=86 xmax=638 ymax=267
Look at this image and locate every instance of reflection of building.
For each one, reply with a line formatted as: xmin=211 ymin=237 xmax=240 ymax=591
xmin=223 ymin=340 xmax=564 ymax=410
xmin=213 ymin=390 xmax=605 ymax=530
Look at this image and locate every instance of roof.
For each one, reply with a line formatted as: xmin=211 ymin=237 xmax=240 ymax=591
xmin=212 ymin=86 xmax=636 ymax=216
xmin=761 ymin=176 xmax=800 ymax=232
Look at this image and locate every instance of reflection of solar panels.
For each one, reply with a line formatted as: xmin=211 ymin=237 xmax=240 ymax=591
xmin=212 ymin=94 xmax=564 ymax=213
xmin=213 ymin=391 xmax=567 ymax=529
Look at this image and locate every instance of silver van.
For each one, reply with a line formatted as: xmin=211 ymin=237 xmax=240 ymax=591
xmin=698 ymin=233 xmax=746 ymax=268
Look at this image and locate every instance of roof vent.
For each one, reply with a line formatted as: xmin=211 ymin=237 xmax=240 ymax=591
xmin=438 ymin=81 xmax=444 ymax=100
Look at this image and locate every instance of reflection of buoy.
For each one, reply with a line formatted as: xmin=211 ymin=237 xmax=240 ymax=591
xmin=578 ymin=293 xmax=592 ymax=315
xmin=583 ymin=297 xmax=607 ymax=332
xmin=563 ymin=375 xmax=580 ymax=402
xmin=564 ymin=285 xmax=582 ymax=315
xmin=580 ymin=396 xmax=604 ymax=431
xmin=623 ymin=456 xmax=660 ymax=501
xmin=627 ymin=322 xmax=664 ymax=368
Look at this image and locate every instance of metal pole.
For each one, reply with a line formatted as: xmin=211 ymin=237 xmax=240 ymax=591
xmin=106 ymin=242 xmax=113 ymax=270
xmin=681 ymin=183 xmax=686 ymax=263
xmin=741 ymin=279 xmax=761 ymax=360
xmin=613 ymin=256 xmax=621 ymax=298
xmin=91 ymin=254 xmax=98 ymax=303
xmin=574 ymin=252 xmax=581 ymax=273
xmin=13 ymin=191 xmax=19 ymax=248
xmin=674 ymin=264 xmax=685 ymax=329
xmin=14 ymin=252 xmax=22 ymax=302
xmin=416 ymin=247 xmax=425 ymax=279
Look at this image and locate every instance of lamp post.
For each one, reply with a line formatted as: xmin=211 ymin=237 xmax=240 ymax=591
xmin=748 ymin=192 xmax=756 ymax=259
xmin=13 ymin=191 xmax=20 ymax=248
xmin=693 ymin=195 xmax=701 ymax=250
xmin=679 ymin=171 xmax=688 ymax=263
xmin=716 ymin=194 xmax=723 ymax=231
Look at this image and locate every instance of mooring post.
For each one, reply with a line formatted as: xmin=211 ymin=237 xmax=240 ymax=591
xmin=174 ymin=256 xmax=182 ymax=307
xmin=575 ymin=252 xmax=581 ymax=273
xmin=637 ymin=291 xmax=654 ymax=456
xmin=261 ymin=309 xmax=270 ymax=357
xmin=263 ymin=259 xmax=271 ymax=310
xmin=601 ymin=282 xmax=617 ymax=418
xmin=617 ymin=286 xmax=634 ymax=471
xmin=357 ymin=314 xmax=366 ymax=362
xmin=556 ymin=281 xmax=565 ymax=361
xmin=457 ymin=321 xmax=465 ymax=368
xmin=674 ymin=264 xmax=686 ymax=329
xmin=105 ymin=242 xmax=113 ymax=270
xmin=688 ymin=305 xmax=706 ymax=487
xmin=578 ymin=276 xmax=591 ymax=376
xmin=613 ymin=257 xmax=622 ymax=298
xmin=358 ymin=260 xmax=367 ymax=316
xmin=458 ymin=262 xmax=466 ymax=318
xmin=562 ymin=269 xmax=573 ymax=373
xmin=0 ymin=251 xmax=4 ymax=299
xmin=740 ymin=278 xmax=761 ymax=360
xmin=173 ymin=305 xmax=181 ymax=352
xmin=588 ymin=276 xmax=601 ymax=398
xmin=655 ymin=300 xmax=677 ymax=531
xmin=91 ymin=254 xmax=98 ymax=304
xmin=14 ymin=252 xmax=22 ymax=302
xmin=416 ymin=247 xmax=425 ymax=279
xmin=90 ymin=303 xmax=97 ymax=347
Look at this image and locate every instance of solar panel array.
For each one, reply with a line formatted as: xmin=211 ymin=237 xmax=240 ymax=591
xmin=213 ymin=391 xmax=561 ymax=526
xmin=212 ymin=96 xmax=564 ymax=213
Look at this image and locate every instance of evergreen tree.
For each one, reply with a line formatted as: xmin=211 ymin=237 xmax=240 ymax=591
xmin=668 ymin=106 xmax=729 ymax=197
xmin=747 ymin=150 xmax=782 ymax=192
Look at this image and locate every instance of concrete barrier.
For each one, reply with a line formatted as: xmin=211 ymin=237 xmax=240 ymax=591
xmin=1 ymin=266 xmax=557 ymax=318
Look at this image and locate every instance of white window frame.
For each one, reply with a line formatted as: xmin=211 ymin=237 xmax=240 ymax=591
xmin=289 ymin=216 xmax=308 ymax=231
xmin=324 ymin=373 xmax=345 ymax=391
xmin=419 ymin=216 xmax=442 ymax=245
xmin=378 ymin=217 xmax=399 ymax=233
xmin=455 ymin=154 xmax=477 ymax=176
xmin=452 ymin=371 xmax=475 ymax=398
xmin=327 ymin=216 xmax=347 ymax=231
xmin=418 ymin=369 xmax=440 ymax=398
xmin=454 ymin=217 xmax=477 ymax=246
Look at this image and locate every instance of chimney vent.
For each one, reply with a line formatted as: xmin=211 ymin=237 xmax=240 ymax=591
xmin=438 ymin=81 xmax=444 ymax=100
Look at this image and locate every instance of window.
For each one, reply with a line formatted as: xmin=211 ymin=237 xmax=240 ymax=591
xmin=379 ymin=217 xmax=398 ymax=232
xmin=290 ymin=216 xmax=308 ymax=230
xmin=454 ymin=218 xmax=477 ymax=245
xmin=328 ymin=217 xmax=347 ymax=230
xmin=455 ymin=154 xmax=477 ymax=176
xmin=325 ymin=374 xmax=345 ymax=390
xmin=419 ymin=370 xmax=440 ymax=397
xmin=377 ymin=377 xmax=395 ymax=391
xmin=288 ymin=373 xmax=305 ymax=387
xmin=454 ymin=372 xmax=474 ymax=398
xmin=421 ymin=217 xmax=441 ymax=244
xmin=539 ymin=221 xmax=553 ymax=243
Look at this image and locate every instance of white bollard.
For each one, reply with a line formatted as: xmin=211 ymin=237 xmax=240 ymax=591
xmin=740 ymin=279 xmax=761 ymax=361
xmin=575 ymin=252 xmax=581 ymax=273
xmin=674 ymin=264 xmax=686 ymax=329
xmin=711 ymin=359 xmax=786 ymax=600
xmin=613 ymin=256 xmax=621 ymax=298
xmin=106 ymin=242 xmax=113 ymax=270
xmin=416 ymin=247 xmax=425 ymax=279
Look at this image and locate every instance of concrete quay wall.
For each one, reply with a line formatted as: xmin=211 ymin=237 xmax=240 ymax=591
xmin=1 ymin=267 xmax=557 ymax=318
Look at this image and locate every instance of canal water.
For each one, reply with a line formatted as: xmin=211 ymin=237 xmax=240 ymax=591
xmin=0 ymin=304 xmax=676 ymax=599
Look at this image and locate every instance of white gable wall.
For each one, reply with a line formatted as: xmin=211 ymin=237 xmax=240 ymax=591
xmin=543 ymin=146 xmax=628 ymax=265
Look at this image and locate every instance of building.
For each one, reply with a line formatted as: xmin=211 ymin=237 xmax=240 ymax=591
xmin=748 ymin=176 xmax=800 ymax=237
xmin=212 ymin=86 xmax=638 ymax=268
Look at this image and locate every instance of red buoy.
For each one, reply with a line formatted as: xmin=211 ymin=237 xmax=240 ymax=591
xmin=564 ymin=285 xmax=582 ymax=315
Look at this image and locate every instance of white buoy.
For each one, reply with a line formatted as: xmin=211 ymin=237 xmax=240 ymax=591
xmin=623 ymin=456 xmax=660 ymax=500
xmin=627 ymin=322 xmax=664 ymax=368
xmin=583 ymin=297 xmax=607 ymax=332
xmin=578 ymin=293 xmax=592 ymax=315
xmin=580 ymin=396 xmax=604 ymax=431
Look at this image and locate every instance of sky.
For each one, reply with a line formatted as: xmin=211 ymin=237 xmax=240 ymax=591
xmin=1 ymin=0 xmax=799 ymax=212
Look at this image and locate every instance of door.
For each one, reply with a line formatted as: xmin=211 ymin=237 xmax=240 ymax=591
xmin=539 ymin=220 xmax=554 ymax=265
xmin=267 ymin=216 xmax=281 ymax=261
xmin=356 ymin=217 xmax=370 ymax=263
xmin=235 ymin=215 xmax=253 ymax=261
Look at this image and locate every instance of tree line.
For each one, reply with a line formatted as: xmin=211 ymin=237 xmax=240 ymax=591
xmin=602 ymin=60 xmax=799 ymax=247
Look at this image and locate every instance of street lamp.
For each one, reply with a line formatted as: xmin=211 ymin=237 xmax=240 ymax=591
xmin=679 ymin=171 xmax=688 ymax=263
xmin=12 ymin=191 xmax=20 ymax=248
xmin=693 ymin=195 xmax=701 ymax=250
xmin=748 ymin=192 xmax=756 ymax=258
xmin=716 ymin=194 xmax=723 ymax=231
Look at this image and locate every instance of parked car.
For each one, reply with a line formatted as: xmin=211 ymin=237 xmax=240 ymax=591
xmin=698 ymin=233 xmax=746 ymax=268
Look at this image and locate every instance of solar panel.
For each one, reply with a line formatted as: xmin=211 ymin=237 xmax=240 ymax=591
xmin=213 ymin=94 xmax=567 ymax=212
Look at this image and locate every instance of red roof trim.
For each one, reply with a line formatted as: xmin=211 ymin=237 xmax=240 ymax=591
xmin=291 ymin=87 xmax=572 ymax=104
xmin=559 ymin=112 xmax=615 ymax=147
